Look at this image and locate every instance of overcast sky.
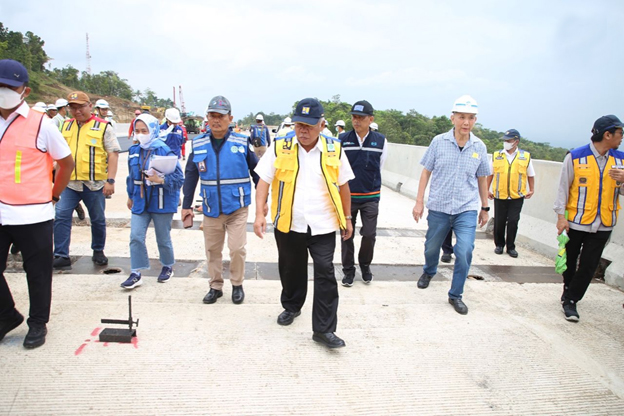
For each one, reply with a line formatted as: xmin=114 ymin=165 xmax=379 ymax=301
xmin=2 ymin=0 xmax=622 ymax=147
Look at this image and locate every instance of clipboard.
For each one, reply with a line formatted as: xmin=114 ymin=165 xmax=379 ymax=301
xmin=148 ymin=155 xmax=178 ymax=175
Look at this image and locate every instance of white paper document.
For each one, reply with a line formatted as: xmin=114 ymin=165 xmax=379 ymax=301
xmin=148 ymin=155 xmax=178 ymax=175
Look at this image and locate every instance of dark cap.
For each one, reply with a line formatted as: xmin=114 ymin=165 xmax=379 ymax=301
xmin=350 ymin=100 xmax=374 ymax=116
xmin=503 ymin=129 xmax=521 ymax=140
xmin=292 ymin=98 xmax=324 ymax=125
xmin=207 ymin=95 xmax=231 ymax=115
xmin=67 ymin=91 xmax=90 ymax=105
xmin=592 ymin=115 xmax=624 ymax=136
xmin=0 ymin=59 xmax=29 ymax=87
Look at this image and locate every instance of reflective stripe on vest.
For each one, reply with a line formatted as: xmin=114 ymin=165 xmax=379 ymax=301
xmin=62 ymin=116 xmax=108 ymax=181
xmin=566 ymin=145 xmax=623 ymax=227
xmin=492 ymin=150 xmax=530 ymax=199
xmin=0 ymin=110 xmax=53 ymax=205
xmin=270 ymin=134 xmax=346 ymax=233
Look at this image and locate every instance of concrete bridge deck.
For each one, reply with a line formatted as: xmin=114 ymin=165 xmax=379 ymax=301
xmin=2 ymin=146 xmax=624 ymax=415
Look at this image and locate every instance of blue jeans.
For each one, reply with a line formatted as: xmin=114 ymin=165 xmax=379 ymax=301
xmin=130 ymin=212 xmax=175 ymax=271
xmin=423 ymin=210 xmax=477 ymax=300
xmin=54 ymin=186 xmax=106 ymax=258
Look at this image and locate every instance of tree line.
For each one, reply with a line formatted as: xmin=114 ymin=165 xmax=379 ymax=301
xmin=0 ymin=22 xmax=173 ymax=109
xmin=239 ymin=95 xmax=568 ymax=162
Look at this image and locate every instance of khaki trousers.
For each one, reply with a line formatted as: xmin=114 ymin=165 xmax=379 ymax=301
xmin=254 ymin=145 xmax=267 ymax=158
xmin=202 ymin=206 xmax=248 ymax=289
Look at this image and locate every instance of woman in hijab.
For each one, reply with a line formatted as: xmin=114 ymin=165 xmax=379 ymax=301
xmin=121 ymin=114 xmax=184 ymax=289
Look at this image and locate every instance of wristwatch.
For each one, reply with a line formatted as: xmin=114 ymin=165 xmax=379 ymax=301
xmin=481 ymin=207 xmax=490 ymax=212
xmin=106 ymin=178 xmax=115 ymax=184
xmin=52 ymin=195 xmax=60 ymax=202
xmin=346 ymin=216 xmax=353 ymax=220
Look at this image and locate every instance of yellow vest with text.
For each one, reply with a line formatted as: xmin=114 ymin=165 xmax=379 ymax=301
xmin=491 ymin=150 xmax=531 ymax=199
xmin=271 ymin=133 xmax=347 ymax=233
xmin=566 ymin=144 xmax=624 ymax=227
xmin=61 ymin=116 xmax=109 ymax=181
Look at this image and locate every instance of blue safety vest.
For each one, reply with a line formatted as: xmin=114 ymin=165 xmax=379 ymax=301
xmin=127 ymin=141 xmax=181 ymax=214
xmin=340 ymin=130 xmax=386 ymax=200
xmin=250 ymin=124 xmax=268 ymax=146
xmin=192 ymin=132 xmax=252 ymax=217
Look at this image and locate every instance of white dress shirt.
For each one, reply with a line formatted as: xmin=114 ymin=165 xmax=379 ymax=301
xmin=255 ymin=136 xmax=355 ymax=235
xmin=0 ymin=102 xmax=71 ymax=225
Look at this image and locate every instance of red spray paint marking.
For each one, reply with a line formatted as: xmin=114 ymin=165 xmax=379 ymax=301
xmin=131 ymin=337 xmax=139 ymax=349
xmin=91 ymin=327 xmax=102 ymax=337
xmin=74 ymin=343 xmax=88 ymax=356
xmin=103 ymin=342 xmax=109 ymax=347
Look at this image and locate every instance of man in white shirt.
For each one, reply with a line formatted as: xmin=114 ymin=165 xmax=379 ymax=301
xmin=487 ymin=129 xmax=535 ymax=258
xmin=0 ymin=59 xmax=74 ymax=349
xmin=253 ymin=98 xmax=354 ymax=349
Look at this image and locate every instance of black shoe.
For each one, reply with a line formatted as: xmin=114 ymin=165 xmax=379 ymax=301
xmin=277 ymin=310 xmax=301 ymax=326
xmin=0 ymin=310 xmax=24 ymax=341
xmin=508 ymin=249 xmax=518 ymax=258
xmin=23 ymin=324 xmax=47 ymax=349
xmin=448 ymin=298 xmax=469 ymax=315
xmin=417 ymin=273 xmax=434 ymax=289
xmin=562 ymin=300 xmax=579 ymax=322
xmin=561 ymin=285 xmax=569 ymax=304
xmin=440 ymin=253 xmax=452 ymax=263
xmin=361 ymin=266 xmax=373 ymax=284
xmin=232 ymin=285 xmax=245 ymax=304
xmin=312 ymin=332 xmax=346 ymax=349
xmin=10 ymin=243 xmax=19 ymax=255
xmin=75 ymin=203 xmax=85 ymax=220
xmin=53 ymin=256 xmax=72 ymax=270
xmin=341 ymin=273 xmax=354 ymax=287
xmin=92 ymin=250 xmax=108 ymax=266
xmin=494 ymin=246 xmax=504 ymax=255
xmin=203 ymin=288 xmax=223 ymax=304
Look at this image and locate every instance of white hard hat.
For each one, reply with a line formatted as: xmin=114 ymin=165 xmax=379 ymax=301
xmin=46 ymin=104 xmax=57 ymax=111
xmin=55 ymin=98 xmax=68 ymax=108
xmin=451 ymin=95 xmax=478 ymax=114
xmin=32 ymin=103 xmax=46 ymax=113
xmin=95 ymin=99 xmax=110 ymax=109
xmin=335 ymin=120 xmax=345 ymax=127
xmin=256 ymin=114 xmax=264 ymax=121
xmin=370 ymin=122 xmax=379 ymax=131
xmin=165 ymin=108 xmax=182 ymax=123
xmin=284 ymin=116 xmax=292 ymax=124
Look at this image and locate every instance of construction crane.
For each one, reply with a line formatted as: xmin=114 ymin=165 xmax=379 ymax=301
xmin=85 ymin=33 xmax=92 ymax=75
xmin=179 ymin=86 xmax=186 ymax=114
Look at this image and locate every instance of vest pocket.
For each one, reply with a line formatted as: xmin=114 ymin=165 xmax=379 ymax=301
xmin=324 ymin=156 xmax=341 ymax=183
xmin=202 ymin=188 xmax=211 ymax=213
xmin=274 ymin=157 xmax=296 ymax=183
xmin=232 ymin=186 xmax=248 ymax=208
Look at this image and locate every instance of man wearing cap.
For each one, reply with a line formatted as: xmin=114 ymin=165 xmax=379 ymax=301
xmin=46 ymin=104 xmax=58 ymax=120
xmin=250 ymin=114 xmax=271 ymax=158
xmin=53 ymin=91 xmax=121 ymax=270
xmin=181 ymin=96 xmax=259 ymax=305
xmin=335 ymin=120 xmax=346 ymax=137
xmin=412 ymin=95 xmax=491 ymax=315
xmin=0 ymin=59 xmax=74 ymax=349
xmin=52 ymin=98 xmax=69 ymax=131
xmin=339 ymin=100 xmax=387 ymax=286
xmin=160 ymin=108 xmax=184 ymax=158
xmin=253 ymin=97 xmax=354 ymax=349
xmin=487 ymin=129 xmax=535 ymax=258
xmin=554 ymin=115 xmax=624 ymax=322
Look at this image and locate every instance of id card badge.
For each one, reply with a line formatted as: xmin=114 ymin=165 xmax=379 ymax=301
xmin=198 ymin=161 xmax=207 ymax=172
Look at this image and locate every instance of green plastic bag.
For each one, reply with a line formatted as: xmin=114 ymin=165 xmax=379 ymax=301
xmin=556 ymin=230 xmax=570 ymax=275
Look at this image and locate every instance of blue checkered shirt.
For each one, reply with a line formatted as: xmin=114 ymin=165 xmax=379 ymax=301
xmin=420 ymin=129 xmax=492 ymax=215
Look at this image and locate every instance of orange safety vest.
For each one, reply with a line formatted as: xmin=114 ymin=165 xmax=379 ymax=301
xmin=0 ymin=110 xmax=53 ymax=205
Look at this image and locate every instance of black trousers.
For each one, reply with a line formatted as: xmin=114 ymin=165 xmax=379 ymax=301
xmin=0 ymin=220 xmax=54 ymax=326
xmin=494 ymin=198 xmax=524 ymax=250
xmin=274 ymin=228 xmax=338 ymax=333
xmin=341 ymin=199 xmax=379 ymax=275
xmin=442 ymin=229 xmax=453 ymax=255
xmin=563 ymin=228 xmax=611 ymax=302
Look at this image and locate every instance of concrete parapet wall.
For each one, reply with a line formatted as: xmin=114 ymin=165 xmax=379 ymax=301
xmin=381 ymin=142 xmax=624 ymax=291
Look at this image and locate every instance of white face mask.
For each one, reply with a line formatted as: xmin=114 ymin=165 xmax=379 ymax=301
xmin=135 ymin=133 xmax=152 ymax=147
xmin=503 ymin=141 xmax=516 ymax=151
xmin=0 ymin=87 xmax=25 ymax=110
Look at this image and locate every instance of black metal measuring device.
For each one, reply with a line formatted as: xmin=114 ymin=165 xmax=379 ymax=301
xmin=99 ymin=295 xmax=139 ymax=343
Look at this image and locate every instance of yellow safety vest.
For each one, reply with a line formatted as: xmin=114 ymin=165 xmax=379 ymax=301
xmin=492 ymin=150 xmax=530 ymax=199
xmin=567 ymin=148 xmax=622 ymax=227
xmin=62 ymin=116 xmax=109 ymax=181
xmin=271 ymin=134 xmax=346 ymax=233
